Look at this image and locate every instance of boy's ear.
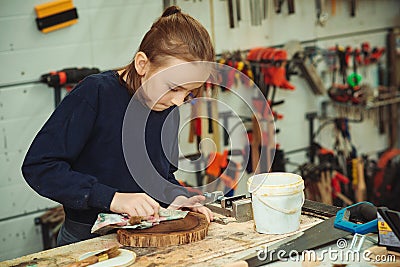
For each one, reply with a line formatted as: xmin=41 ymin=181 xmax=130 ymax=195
xmin=134 ymin=51 xmax=149 ymax=76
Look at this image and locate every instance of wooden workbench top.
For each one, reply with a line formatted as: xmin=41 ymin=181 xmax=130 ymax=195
xmin=2 ymin=215 xmax=322 ymax=267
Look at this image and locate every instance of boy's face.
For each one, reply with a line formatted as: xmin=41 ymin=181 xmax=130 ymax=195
xmin=140 ymin=58 xmax=210 ymax=111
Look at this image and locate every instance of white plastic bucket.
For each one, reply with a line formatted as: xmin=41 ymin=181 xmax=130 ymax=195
xmin=247 ymin=172 xmax=305 ymax=234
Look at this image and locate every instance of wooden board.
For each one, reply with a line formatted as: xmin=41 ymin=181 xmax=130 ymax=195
xmin=117 ymin=212 xmax=208 ymax=247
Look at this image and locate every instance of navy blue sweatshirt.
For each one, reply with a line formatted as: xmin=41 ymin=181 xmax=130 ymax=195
xmin=22 ymin=71 xmax=188 ymax=225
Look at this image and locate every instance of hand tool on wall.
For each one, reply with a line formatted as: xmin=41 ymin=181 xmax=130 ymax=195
xmin=0 ymin=67 xmax=100 ymax=107
xmin=350 ymin=0 xmax=356 ymax=17
xmin=349 ymin=158 xmax=360 ymax=201
xmin=270 ymin=145 xmax=286 ymax=172
xmin=287 ymin=0 xmax=295 ymax=14
xmin=251 ymin=115 xmax=261 ymax=173
xmin=188 ymin=107 xmax=196 ymax=144
xmin=206 ymin=151 xmax=228 ymax=178
xmin=328 ymin=47 xmax=360 ymax=104
xmin=316 ymin=144 xmax=354 ymax=205
xmin=258 ymin=0 xmax=264 ymax=24
xmin=188 ymin=96 xmax=205 ymax=187
xmin=315 ymin=0 xmax=328 ymax=26
xmin=35 ymin=0 xmax=78 ymax=33
xmin=361 ymin=42 xmax=371 ymax=67
xmin=216 ymin=57 xmax=230 ymax=91
xmin=344 ymin=46 xmax=352 ymax=69
xmin=251 ymin=97 xmax=274 ymax=173
xmin=220 ymin=158 xmax=241 ymax=196
xmin=260 ymin=48 xmax=294 ymax=91
xmin=336 ymin=45 xmax=348 ymax=84
xmin=353 ymin=157 xmax=366 ymax=202
xmin=293 ymin=49 xmax=326 ymax=95
xmin=249 ymin=0 xmax=262 ymax=26
xmin=249 ymin=0 xmax=255 ymax=26
xmin=179 ymin=152 xmax=205 ymax=187
xmin=246 ymin=47 xmax=265 ymax=88
xmin=359 ymin=42 xmax=373 ymax=80
xmin=204 ymin=149 xmax=242 ymax=195
xmin=236 ymin=0 xmax=241 ymax=21
xmin=377 ymin=62 xmax=386 ymax=134
xmin=348 ymin=47 xmax=368 ymax=105
xmin=236 ymin=60 xmax=254 ymax=87
xmin=370 ymin=47 xmax=385 ymax=63
xmin=259 ymin=47 xmax=274 ymax=98
xmin=211 ymin=84 xmax=221 ymax=152
xmin=219 ymin=111 xmax=232 ymax=146
xmin=205 ymin=150 xmax=228 ymax=192
xmin=317 ymin=169 xmax=333 ymax=205
xmin=257 ymin=118 xmax=271 ymax=173
xmin=347 ymin=47 xmax=362 ymax=87
xmin=274 ymin=0 xmax=284 ymax=14
xmin=262 ymin=0 xmax=268 ymax=19
xmin=205 ymin=82 xmax=214 ymax=134
xmin=221 ymin=59 xmax=238 ymax=90
xmin=331 ymin=0 xmax=336 ymax=16
xmin=189 ymin=97 xmax=202 ymax=145
xmin=300 ymin=162 xmax=320 ymax=201
xmin=227 ymin=0 xmax=235 ymax=28
xmin=40 ymin=67 xmax=100 ymax=107
xmin=244 ymin=130 xmax=253 ymax=173
xmin=269 ymin=49 xmax=295 ymax=90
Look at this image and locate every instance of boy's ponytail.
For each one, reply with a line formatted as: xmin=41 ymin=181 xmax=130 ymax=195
xmin=120 ymin=6 xmax=214 ymax=95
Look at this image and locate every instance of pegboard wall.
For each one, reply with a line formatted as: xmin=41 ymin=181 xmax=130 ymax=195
xmin=0 ymin=0 xmax=399 ymax=261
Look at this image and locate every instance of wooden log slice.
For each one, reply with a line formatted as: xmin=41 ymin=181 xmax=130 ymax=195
xmin=117 ymin=212 xmax=208 ymax=247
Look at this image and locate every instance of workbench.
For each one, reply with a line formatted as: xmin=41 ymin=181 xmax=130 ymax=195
xmin=2 ymin=215 xmax=322 ymax=267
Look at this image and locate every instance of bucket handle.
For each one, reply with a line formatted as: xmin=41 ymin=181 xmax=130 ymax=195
xmin=255 ymin=191 xmax=305 ymax=214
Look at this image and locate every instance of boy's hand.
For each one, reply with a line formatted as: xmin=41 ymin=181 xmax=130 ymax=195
xmin=168 ymin=195 xmax=214 ymax=223
xmin=110 ymin=192 xmax=160 ymax=219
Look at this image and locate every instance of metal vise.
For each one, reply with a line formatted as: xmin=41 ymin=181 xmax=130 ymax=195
xmin=204 ymin=191 xmax=253 ymax=222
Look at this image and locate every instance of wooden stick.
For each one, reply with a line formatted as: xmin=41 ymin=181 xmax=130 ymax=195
xmin=65 ymin=246 xmax=120 ymax=267
xmin=355 ymin=159 xmax=366 ymax=202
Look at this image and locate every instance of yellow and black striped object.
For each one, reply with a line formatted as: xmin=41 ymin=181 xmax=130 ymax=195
xmin=35 ymin=0 xmax=78 ymax=33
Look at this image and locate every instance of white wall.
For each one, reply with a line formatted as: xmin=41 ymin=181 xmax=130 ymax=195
xmin=0 ymin=0 xmax=399 ymax=260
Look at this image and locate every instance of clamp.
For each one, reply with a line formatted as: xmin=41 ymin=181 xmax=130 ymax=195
xmin=334 ymin=201 xmax=378 ymax=234
xmin=204 ymin=191 xmax=253 ymax=223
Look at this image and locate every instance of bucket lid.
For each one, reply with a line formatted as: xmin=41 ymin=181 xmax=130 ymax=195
xmin=248 ymin=172 xmax=304 ymax=194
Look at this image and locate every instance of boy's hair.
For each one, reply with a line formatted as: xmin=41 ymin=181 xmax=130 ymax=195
xmin=120 ymin=6 xmax=215 ymax=95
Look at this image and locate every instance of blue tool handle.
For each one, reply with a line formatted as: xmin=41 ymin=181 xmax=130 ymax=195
xmin=334 ymin=201 xmax=378 ymax=234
